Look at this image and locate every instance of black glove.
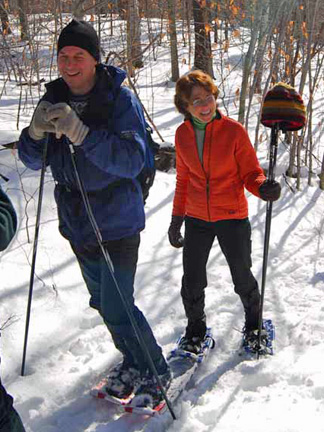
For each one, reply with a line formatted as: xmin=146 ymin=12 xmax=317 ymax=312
xmin=168 ymin=215 xmax=184 ymax=248
xmin=259 ymin=180 xmax=281 ymax=202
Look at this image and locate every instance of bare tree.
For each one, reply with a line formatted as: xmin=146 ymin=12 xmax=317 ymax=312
xmin=253 ymin=0 xmax=298 ymax=151
xmin=238 ymin=0 xmax=265 ymax=124
xmin=0 ymin=0 xmax=11 ymax=34
xmin=320 ymin=152 xmax=324 ymax=191
xmin=168 ymin=0 xmax=179 ymax=81
xmin=17 ymin=0 xmax=28 ymax=40
xmin=286 ymin=0 xmax=323 ymax=185
xmin=192 ymin=0 xmax=214 ymax=77
xmin=127 ymin=0 xmax=143 ymax=76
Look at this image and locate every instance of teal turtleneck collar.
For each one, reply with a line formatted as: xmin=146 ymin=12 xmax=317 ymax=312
xmin=191 ymin=112 xmax=217 ymax=130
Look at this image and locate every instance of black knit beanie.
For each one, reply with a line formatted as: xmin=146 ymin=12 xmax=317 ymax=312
xmin=57 ymin=19 xmax=100 ymax=62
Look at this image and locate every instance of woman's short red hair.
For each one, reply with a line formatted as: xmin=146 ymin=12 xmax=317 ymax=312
xmin=174 ymin=70 xmax=219 ymax=117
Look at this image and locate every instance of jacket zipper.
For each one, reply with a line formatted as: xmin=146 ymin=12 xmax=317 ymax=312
xmin=202 ymin=131 xmax=211 ymax=222
xmin=206 ymin=178 xmax=211 ymax=221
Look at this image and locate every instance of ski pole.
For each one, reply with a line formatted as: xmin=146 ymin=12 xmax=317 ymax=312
xmin=68 ymin=144 xmax=176 ymax=420
xmin=257 ymin=123 xmax=279 ymax=358
xmin=0 ymin=172 xmax=9 ymax=182
xmin=21 ymin=134 xmax=49 ymax=376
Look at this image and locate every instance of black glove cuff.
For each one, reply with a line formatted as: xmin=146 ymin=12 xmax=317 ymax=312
xmin=170 ymin=215 xmax=184 ymax=229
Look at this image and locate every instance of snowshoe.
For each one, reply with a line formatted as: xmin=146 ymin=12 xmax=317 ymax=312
xmin=104 ymin=360 xmax=140 ymax=399
xmin=171 ymin=328 xmax=215 ymax=362
xmin=241 ymin=319 xmax=275 ymax=356
xmin=129 ymin=366 xmax=172 ymax=409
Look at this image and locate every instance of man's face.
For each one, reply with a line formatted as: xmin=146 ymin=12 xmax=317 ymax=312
xmin=57 ymin=46 xmax=97 ymax=95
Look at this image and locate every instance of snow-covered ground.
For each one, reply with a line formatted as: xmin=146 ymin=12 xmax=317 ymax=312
xmin=1 ymin=19 xmax=324 ymax=432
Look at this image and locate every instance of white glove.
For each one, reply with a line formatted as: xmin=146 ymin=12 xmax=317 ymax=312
xmin=28 ymin=101 xmax=56 ymax=140
xmin=45 ymin=103 xmax=89 ymax=145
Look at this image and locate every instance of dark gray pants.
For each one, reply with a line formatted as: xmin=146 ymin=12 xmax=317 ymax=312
xmin=181 ymin=217 xmax=260 ymax=338
xmin=0 ymin=380 xmax=25 ymax=432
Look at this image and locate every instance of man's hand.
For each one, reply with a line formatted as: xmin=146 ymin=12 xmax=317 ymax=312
xmin=28 ymin=101 xmax=56 ymax=141
xmin=46 ymin=103 xmax=89 ymax=145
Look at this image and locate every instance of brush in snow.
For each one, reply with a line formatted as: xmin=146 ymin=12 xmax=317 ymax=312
xmin=91 ymin=328 xmax=215 ymax=416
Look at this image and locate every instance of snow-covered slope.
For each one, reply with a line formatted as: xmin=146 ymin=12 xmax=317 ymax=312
xmin=0 ymin=30 xmax=323 ymax=432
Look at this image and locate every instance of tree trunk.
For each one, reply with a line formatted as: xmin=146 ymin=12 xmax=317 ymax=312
xmin=296 ymin=133 xmax=304 ymax=191
xmin=320 ymin=153 xmax=324 ymax=191
xmin=186 ymin=0 xmax=192 ymax=68
xmin=245 ymin=1 xmax=270 ymax=130
xmin=17 ymin=0 xmax=28 ymax=40
xmin=253 ymin=0 xmax=295 ymax=151
xmin=0 ymin=0 xmax=11 ymax=35
xmin=118 ymin=0 xmax=127 ymax=20
xmin=72 ymin=0 xmax=86 ymax=20
xmin=298 ymin=0 xmax=320 ymax=96
xmin=168 ymin=0 xmax=179 ymax=82
xmin=286 ymin=133 xmax=297 ymax=178
xmin=192 ymin=0 xmax=214 ymax=77
xmin=238 ymin=0 xmax=263 ymax=124
xmin=287 ymin=0 xmax=320 ymax=180
xmin=127 ymin=0 xmax=143 ymax=76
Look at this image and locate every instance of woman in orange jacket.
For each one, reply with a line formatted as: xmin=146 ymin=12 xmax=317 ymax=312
xmin=168 ymin=70 xmax=281 ymax=354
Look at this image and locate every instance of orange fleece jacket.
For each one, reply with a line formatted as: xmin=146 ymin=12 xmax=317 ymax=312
xmin=172 ymin=111 xmax=266 ymax=222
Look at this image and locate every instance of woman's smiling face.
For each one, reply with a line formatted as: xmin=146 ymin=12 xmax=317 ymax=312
xmin=187 ymin=85 xmax=217 ymax=123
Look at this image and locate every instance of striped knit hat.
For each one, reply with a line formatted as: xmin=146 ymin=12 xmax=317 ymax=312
xmin=261 ymin=82 xmax=306 ymax=131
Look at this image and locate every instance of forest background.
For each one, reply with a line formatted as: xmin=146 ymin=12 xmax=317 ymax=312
xmin=1 ymin=0 xmax=324 ymax=186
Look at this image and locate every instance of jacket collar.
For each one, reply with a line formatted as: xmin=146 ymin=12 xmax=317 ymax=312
xmin=184 ymin=108 xmax=223 ymax=130
xmin=44 ymin=64 xmax=125 ymax=127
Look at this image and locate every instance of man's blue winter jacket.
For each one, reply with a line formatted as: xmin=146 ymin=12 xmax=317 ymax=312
xmin=18 ymin=65 xmax=146 ymax=249
xmin=0 ymin=186 xmax=17 ymax=251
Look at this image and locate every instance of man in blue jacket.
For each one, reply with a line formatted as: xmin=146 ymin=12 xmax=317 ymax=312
xmin=0 ymin=186 xmax=25 ymax=431
xmin=18 ymin=19 xmax=170 ymax=405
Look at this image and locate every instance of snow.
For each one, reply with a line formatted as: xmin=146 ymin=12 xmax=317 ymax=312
xmin=1 ymin=20 xmax=324 ymax=432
